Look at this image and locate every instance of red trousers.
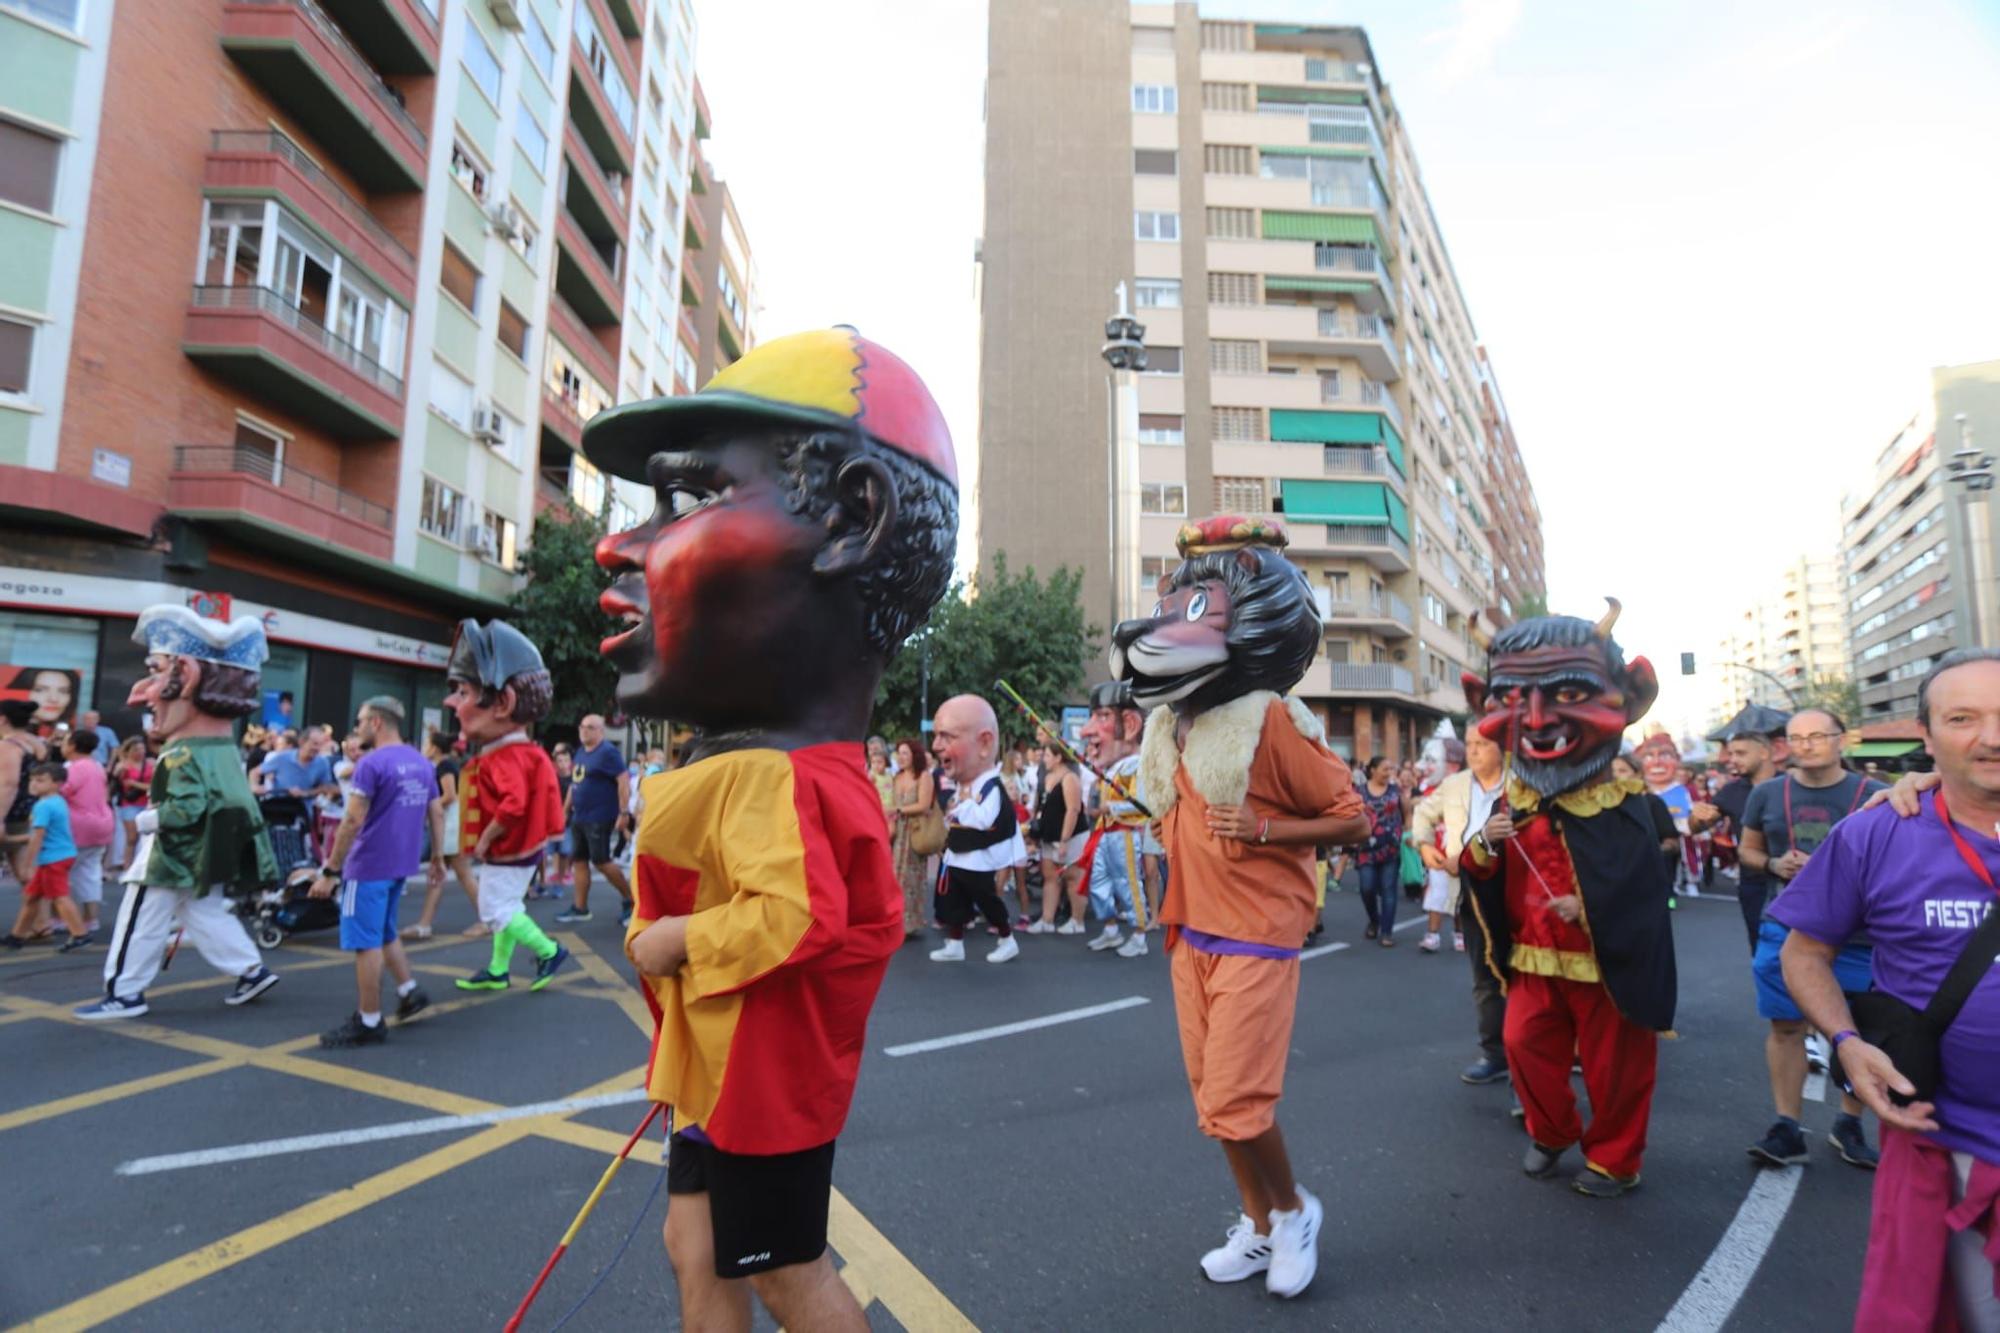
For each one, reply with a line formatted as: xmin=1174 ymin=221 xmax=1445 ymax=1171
xmin=1504 ymin=970 xmax=1658 ymax=1179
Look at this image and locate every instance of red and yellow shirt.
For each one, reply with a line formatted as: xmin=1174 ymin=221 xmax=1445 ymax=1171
xmin=625 ymin=743 xmax=900 ymax=1154
xmin=459 ymin=737 xmax=564 ymax=863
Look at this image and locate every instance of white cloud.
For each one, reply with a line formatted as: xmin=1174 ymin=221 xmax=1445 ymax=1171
xmin=1421 ymin=0 xmax=1524 ymax=83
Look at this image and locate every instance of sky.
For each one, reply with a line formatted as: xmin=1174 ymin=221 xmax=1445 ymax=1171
xmin=691 ymin=0 xmax=2000 ymax=738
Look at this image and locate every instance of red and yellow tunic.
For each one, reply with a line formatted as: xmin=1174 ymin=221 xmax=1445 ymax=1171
xmin=625 ymin=743 xmax=901 ymax=1154
xmin=460 ymin=736 xmax=565 ymax=863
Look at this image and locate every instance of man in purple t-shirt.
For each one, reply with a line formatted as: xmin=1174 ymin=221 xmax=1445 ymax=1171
xmin=1775 ymin=650 xmax=2000 ymax=1328
xmin=309 ymin=696 xmax=445 ymax=1050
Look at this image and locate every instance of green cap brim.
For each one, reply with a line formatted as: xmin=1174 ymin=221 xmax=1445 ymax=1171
xmin=581 ymin=390 xmax=864 ymax=484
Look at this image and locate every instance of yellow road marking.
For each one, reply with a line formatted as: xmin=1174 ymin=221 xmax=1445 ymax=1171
xmin=0 ymin=1058 xmax=240 ymax=1134
xmin=0 ymin=1010 xmax=43 ymax=1027
xmin=562 ymin=933 xmax=654 ymax=1036
xmin=829 ymin=1190 xmax=978 ymax=1331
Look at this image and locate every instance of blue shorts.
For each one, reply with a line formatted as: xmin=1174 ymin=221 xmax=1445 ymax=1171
xmin=1752 ymin=919 xmax=1872 ymax=1021
xmin=339 ymin=878 xmax=405 ymax=951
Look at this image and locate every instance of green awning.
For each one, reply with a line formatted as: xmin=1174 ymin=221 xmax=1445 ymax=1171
xmin=1383 ymin=489 xmax=1410 ymax=542
xmin=1260 ymin=144 xmax=1370 ymax=158
xmin=1382 ymin=421 xmax=1405 ymax=476
xmin=1257 ymin=85 xmax=1367 ymax=106
xmin=1845 ymin=740 xmax=1921 ymax=758
xmin=1282 ymin=479 xmax=1388 ymax=524
xmin=1271 ymin=409 xmax=1380 ymax=445
xmin=1262 ymin=211 xmax=1379 ymax=245
xmin=1263 ymin=276 xmax=1376 ymax=296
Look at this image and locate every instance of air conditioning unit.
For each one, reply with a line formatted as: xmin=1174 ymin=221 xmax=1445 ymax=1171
xmin=489 ymin=0 xmax=525 ymax=31
xmin=471 ymin=406 xmax=505 ymax=442
xmin=484 ymin=201 xmax=523 ymax=239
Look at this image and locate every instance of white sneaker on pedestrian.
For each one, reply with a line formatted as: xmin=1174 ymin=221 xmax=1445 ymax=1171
xmin=1023 ymin=920 xmax=1054 ymax=935
xmin=1088 ymin=925 xmax=1125 ymax=952
xmin=1199 ymin=1214 xmax=1272 ymax=1283
xmin=1055 ymin=919 xmax=1085 ymax=935
xmin=1453 ymin=934 xmax=1466 ymax=953
xmin=1264 ymin=1186 xmax=1322 ymax=1298
xmin=1419 ymin=932 xmax=1441 ymax=953
xmin=987 ymin=935 xmax=1020 ymax=963
xmin=928 ymin=939 xmax=965 ymax=963
xmin=1116 ymin=932 xmax=1148 ymax=958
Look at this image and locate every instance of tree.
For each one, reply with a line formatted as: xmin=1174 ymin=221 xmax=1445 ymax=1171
xmin=1512 ymin=591 xmax=1550 ymax=622
xmin=1798 ymin=675 xmax=1862 ymax=728
xmin=873 ymin=551 xmax=1100 ymax=741
xmin=509 ymin=507 xmax=618 ymax=725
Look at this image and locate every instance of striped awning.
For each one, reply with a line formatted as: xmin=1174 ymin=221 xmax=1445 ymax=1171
xmin=1263 ymin=276 xmax=1376 ymax=295
xmin=1257 ymin=85 xmax=1368 ymax=106
xmin=1260 ymin=144 xmax=1370 ymax=158
xmin=1281 ymin=479 xmax=1388 ymax=524
xmin=1262 ymin=211 xmax=1380 ymax=245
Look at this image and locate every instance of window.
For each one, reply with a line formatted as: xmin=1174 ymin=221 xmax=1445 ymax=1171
xmin=573 ymin=4 xmax=637 ymax=137
xmin=462 ymin=23 xmax=503 ymax=105
xmin=1212 ymin=339 xmax=1262 ymax=374
xmin=1207 ymin=272 xmax=1256 ymax=305
xmin=199 ymin=201 xmax=265 ymax=288
xmin=450 ymin=141 xmax=488 ymax=200
xmin=1204 ymin=144 xmax=1253 ymax=175
xmin=1134 ymin=148 xmax=1177 ymax=176
xmin=0 ymin=317 xmax=31 ymax=395
xmin=233 ymin=417 xmax=286 ymax=481
xmin=648 ymin=79 xmax=666 ymax=127
xmin=334 ymin=266 xmax=406 ymax=372
xmin=1215 ymin=476 xmax=1266 ymax=513
xmin=1134 ymin=278 xmax=1180 ymax=309
xmin=1214 ymin=406 xmax=1261 ymax=441
xmin=1319 ymin=369 xmax=1342 ymax=402
xmin=673 ymin=338 xmax=697 ymax=389
xmin=1140 ymin=555 xmax=1173 ymax=599
xmin=1202 ymin=82 xmax=1250 ymax=111
xmin=1132 ymin=84 xmax=1177 ymax=114
xmin=514 ymin=104 xmax=550 ymax=176
xmin=428 ymin=358 xmax=473 ymax=429
xmin=1325 ymin=571 xmax=1351 ymax=603
xmin=420 ymin=476 xmax=465 ymax=545
xmin=1325 ymin=639 xmax=1351 ymax=664
xmin=1133 ymin=210 xmax=1179 ymax=241
xmin=0 ymin=118 xmax=61 ymax=214
xmin=1206 ymin=206 xmax=1253 ymax=239
xmin=521 ymin=6 xmax=557 ymax=80
xmin=1141 ymin=346 xmax=1181 ymax=375
xmin=475 ymin=505 xmax=517 ymax=564
xmin=719 ymin=267 xmax=745 ymax=325
xmin=1138 ymin=413 xmax=1183 ymax=445
xmin=505 ymin=209 xmax=538 ymax=263
xmin=1423 ymin=591 xmax=1448 ymax=624
xmin=439 ymin=241 xmax=480 ymax=311
xmin=1 ymin=0 xmax=81 ymax=31
xmin=1141 ymin=482 xmax=1186 ymax=516
xmin=497 ymin=300 xmax=530 ymax=360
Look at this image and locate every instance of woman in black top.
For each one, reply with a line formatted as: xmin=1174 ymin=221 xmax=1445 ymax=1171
xmin=1025 ymin=742 xmax=1086 ymax=934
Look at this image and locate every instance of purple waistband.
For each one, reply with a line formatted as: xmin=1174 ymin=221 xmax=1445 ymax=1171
xmin=1181 ymin=927 xmax=1300 ymax=961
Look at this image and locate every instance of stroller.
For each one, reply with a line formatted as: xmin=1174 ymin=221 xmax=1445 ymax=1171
xmin=242 ymin=796 xmax=333 ymax=950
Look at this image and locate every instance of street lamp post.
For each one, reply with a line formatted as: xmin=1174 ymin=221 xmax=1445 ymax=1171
xmin=1946 ymin=412 xmax=1999 ymax=647
xmin=1101 ymin=285 xmax=1147 ymax=634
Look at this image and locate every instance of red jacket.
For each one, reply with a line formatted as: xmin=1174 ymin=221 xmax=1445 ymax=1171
xmin=460 ymin=737 xmax=564 ymax=863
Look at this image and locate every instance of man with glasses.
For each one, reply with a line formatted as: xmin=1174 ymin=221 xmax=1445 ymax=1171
xmin=555 ymin=714 xmax=632 ymax=926
xmin=1738 ymin=708 xmax=1884 ymax=1170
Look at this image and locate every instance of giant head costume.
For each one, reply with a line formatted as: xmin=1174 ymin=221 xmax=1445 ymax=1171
xmin=1079 ymin=680 xmax=1144 ymax=770
xmin=583 ymin=328 xmax=958 ymax=734
xmin=1462 ymin=598 xmax=1659 ymax=798
xmin=1632 ymin=731 xmax=1682 ymax=793
xmin=445 ymin=618 xmax=552 ymax=745
xmin=1417 ymin=733 xmax=1466 ymax=793
xmin=128 ymin=605 xmax=268 ymax=741
xmin=1110 ymin=515 xmax=1321 ymax=714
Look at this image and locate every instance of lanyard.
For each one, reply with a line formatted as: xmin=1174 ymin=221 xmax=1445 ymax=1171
xmin=1934 ymin=793 xmax=1999 ymax=895
xmin=1781 ymin=774 xmax=1867 ymax=854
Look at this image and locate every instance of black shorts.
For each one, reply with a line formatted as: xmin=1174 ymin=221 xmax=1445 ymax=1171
xmin=666 ymin=1131 xmax=836 ymax=1278
xmin=570 ymin=820 xmax=614 ymax=865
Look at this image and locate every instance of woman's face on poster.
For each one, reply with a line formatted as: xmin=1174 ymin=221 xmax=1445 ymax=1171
xmin=31 ymin=670 xmax=73 ymax=723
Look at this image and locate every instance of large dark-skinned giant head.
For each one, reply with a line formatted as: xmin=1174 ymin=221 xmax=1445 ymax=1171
xmin=584 ymin=329 xmax=958 ymax=734
xmin=1110 ymin=515 xmax=1321 ymax=713
xmin=1462 ymin=599 xmax=1659 ymax=798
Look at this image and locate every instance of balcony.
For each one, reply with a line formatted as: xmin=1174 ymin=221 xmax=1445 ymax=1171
xmin=1302 ymin=58 xmax=1371 ymax=85
xmin=1321 ymin=444 xmax=1404 ymax=488
xmin=555 ymin=211 xmax=623 ymax=328
xmin=561 ymin=122 xmax=628 ymax=243
xmin=205 ymin=130 xmax=416 ymax=297
xmin=1288 ymin=521 xmax=1411 ymax=573
xmin=183 ymin=284 xmax=403 ymax=437
xmin=548 ymin=291 xmax=617 ymax=389
xmin=1320 ymin=592 xmax=1413 ymax=640
xmin=540 ymin=386 xmax=585 ymax=449
xmin=536 ymin=464 xmax=573 ymax=516
xmin=220 ymin=0 xmax=429 ymax=193
xmin=568 ymin=42 xmax=635 ymax=176
xmin=1298 ymin=660 xmax=1417 ymax=698
xmin=601 ymin=0 xmax=643 ymax=37
xmin=167 ymin=444 xmax=393 ymax=564
xmin=316 ymin=0 xmax=438 ymax=73
xmin=1316 ymin=310 xmax=1401 ymax=381
xmin=681 ymin=264 xmax=706 ymax=307
xmin=684 ymin=201 xmax=708 ymax=250
xmin=678 ymin=306 xmax=700 ymax=355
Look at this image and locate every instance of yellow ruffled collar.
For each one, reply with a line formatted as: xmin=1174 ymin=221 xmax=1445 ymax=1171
xmin=1504 ymin=773 xmax=1644 ymax=818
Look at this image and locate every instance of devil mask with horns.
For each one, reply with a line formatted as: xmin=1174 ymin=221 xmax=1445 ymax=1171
xmin=1462 ymin=599 xmax=1659 ymax=798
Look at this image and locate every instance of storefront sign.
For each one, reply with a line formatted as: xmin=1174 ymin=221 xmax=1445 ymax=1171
xmin=0 ymin=567 xmax=452 ymax=669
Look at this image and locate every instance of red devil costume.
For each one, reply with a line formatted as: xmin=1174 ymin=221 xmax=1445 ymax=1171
xmin=1458 ymin=600 xmax=1676 ymax=1198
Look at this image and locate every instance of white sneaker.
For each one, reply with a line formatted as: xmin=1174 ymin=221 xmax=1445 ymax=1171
xmin=987 ymin=936 xmax=1020 ymax=963
xmin=1116 ymin=932 xmax=1148 ymax=958
xmin=1199 ymin=1214 xmax=1272 ymax=1283
xmin=1088 ymin=926 xmax=1125 ymax=952
xmin=1453 ymin=934 xmax=1466 ymax=953
xmin=1055 ymin=920 xmax=1085 ymax=935
xmin=1264 ymin=1186 xmax=1322 ymax=1298
xmin=1022 ymin=920 xmax=1054 ymax=935
xmin=1419 ymin=932 xmax=1441 ymax=953
xmin=1804 ymin=1031 xmax=1829 ymax=1074
xmin=928 ymin=939 xmax=965 ymax=963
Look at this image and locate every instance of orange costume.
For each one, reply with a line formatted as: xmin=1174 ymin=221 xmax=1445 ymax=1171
xmin=625 ymin=743 xmax=902 ymax=1152
xmin=1141 ymin=692 xmax=1364 ymax=1139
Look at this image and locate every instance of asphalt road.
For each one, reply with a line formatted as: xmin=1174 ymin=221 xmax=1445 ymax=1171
xmin=1 ymin=876 xmax=1874 ymax=1331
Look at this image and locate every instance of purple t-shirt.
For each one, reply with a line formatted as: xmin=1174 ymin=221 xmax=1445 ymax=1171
xmin=1768 ymin=790 xmax=2000 ymax=1163
xmin=343 ymin=744 xmax=438 ymax=883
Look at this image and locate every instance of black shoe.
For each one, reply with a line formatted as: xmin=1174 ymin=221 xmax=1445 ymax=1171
xmin=319 ymin=1013 xmax=387 ymax=1048
xmin=1523 ymin=1142 xmax=1564 ymax=1178
xmin=226 ymin=967 xmax=280 ymax=1006
xmin=0 ymin=934 xmax=22 ymax=950
xmin=1828 ymin=1116 xmax=1879 ymax=1170
xmin=1461 ymin=1058 xmax=1509 ymax=1085
xmin=395 ymin=986 xmax=431 ymax=1023
xmin=58 ymin=932 xmax=94 ymax=954
xmin=530 ymin=944 xmax=570 ymax=991
xmin=1748 ymin=1118 xmax=1809 ymax=1167
xmin=1571 ymin=1167 xmax=1640 ymax=1198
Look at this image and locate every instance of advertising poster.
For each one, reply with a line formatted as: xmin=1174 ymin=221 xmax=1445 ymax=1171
xmin=0 ymin=665 xmax=80 ymax=735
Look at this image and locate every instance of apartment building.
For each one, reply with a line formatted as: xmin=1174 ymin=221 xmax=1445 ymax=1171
xmin=979 ymin=3 xmax=1537 ymax=759
xmin=1839 ymin=359 xmax=2000 ymax=721
xmin=1705 ymin=552 xmax=1846 ymax=727
xmin=1474 ymin=345 xmax=1545 ymax=623
xmin=0 ymin=0 xmax=744 ymax=738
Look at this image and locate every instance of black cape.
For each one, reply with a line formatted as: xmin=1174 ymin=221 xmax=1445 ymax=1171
xmin=1466 ymin=791 xmax=1677 ymax=1032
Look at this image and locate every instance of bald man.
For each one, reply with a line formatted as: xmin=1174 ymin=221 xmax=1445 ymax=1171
xmin=557 ymin=713 xmax=632 ymax=924
xmin=929 ymin=695 xmax=1024 ymax=963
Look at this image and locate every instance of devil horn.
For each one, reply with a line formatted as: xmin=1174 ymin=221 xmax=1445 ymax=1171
xmin=1468 ymin=610 xmax=1492 ymax=652
xmin=1594 ymin=597 xmax=1622 ymax=639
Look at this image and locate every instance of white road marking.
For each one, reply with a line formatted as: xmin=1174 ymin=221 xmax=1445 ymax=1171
xmin=1654 ymin=1167 xmax=1803 ymax=1333
xmin=884 ymin=996 xmax=1150 ymax=1057
xmin=114 ymin=1088 xmax=652 ymax=1176
xmin=1394 ymin=915 xmax=1426 ymax=932
xmin=1804 ymin=1070 xmax=1827 ymax=1104
xmin=1300 ymin=941 xmax=1350 ymax=961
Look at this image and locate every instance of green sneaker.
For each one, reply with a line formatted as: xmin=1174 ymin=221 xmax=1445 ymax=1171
xmin=456 ymin=969 xmax=510 ymax=992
